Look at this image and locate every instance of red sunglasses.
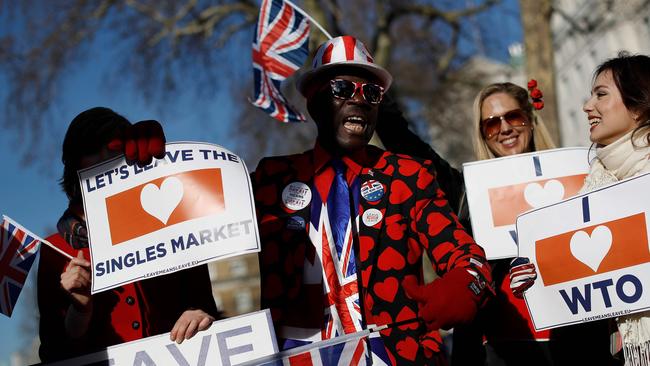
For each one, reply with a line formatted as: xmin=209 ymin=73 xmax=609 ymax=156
xmin=329 ymin=79 xmax=385 ymax=105
xmin=480 ymin=109 xmax=529 ymax=139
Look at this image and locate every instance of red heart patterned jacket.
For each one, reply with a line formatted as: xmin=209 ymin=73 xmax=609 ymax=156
xmin=253 ymin=147 xmax=492 ymax=365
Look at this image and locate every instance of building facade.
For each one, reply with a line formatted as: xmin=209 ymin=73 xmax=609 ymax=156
xmin=208 ymin=253 xmax=260 ymax=317
xmin=552 ymin=0 xmax=650 ymax=147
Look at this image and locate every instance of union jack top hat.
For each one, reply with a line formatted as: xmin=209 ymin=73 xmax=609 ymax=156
xmin=297 ymin=35 xmax=393 ymax=97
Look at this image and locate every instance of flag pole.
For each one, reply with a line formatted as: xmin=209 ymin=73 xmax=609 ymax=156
xmin=369 ymin=317 xmax=421 ymax=333
xmin=283 ymin=0 xmax=333 ymax=40
xmin=42 ymin=240 xmax=74 ymax=260
xmin=2 ymin=215 xmax=74 ymax=260
xmin=238 ymin=317 xmax=423 ymax=365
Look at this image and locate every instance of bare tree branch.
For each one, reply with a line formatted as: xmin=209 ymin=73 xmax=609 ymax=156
xmin=1 ymin=0 xmax=504 ymax=170
xmin=321 ymin=0 xmax=343 ymax=35
xmin=436 ymin=22 xmax=460 ymax=76
xmin=392 ymin=0 xmax=498 ymax=22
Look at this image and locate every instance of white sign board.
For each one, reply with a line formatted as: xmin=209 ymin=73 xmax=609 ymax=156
xmin=45 ymin=310 xmax=278 ymax=366
xmin=463 ymin=147 xmax=589 ymax=259
xmin=518 ymin=172 xmax=650 ymax=330
xmin=80 ymin=142 xmax=260 ymax=293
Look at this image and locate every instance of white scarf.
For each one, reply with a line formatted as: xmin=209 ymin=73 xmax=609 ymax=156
xmin=580 ymin=130 xmax=650 ymax=193
xmin=581 ymin=130 xmax=650 ymax=365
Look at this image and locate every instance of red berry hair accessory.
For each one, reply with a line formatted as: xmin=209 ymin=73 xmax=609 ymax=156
xmin=527 ymin=79 xmax=544 ymax=110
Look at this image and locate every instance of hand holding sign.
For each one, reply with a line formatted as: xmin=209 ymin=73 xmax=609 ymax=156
xmin=509 ymin=257 xmax=537 ymax=298
xmin=170 ymin=309 xmax=216 ymax=344
xmin=107 ymin=119 xmax=166 ymax=165
xmin=403 ymin=268 xmax=481 ymax=331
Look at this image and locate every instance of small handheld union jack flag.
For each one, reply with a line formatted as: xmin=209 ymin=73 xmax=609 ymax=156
xmin=0 ymin=216 xmax=42 ymax=317
xmin=244 ymin=327 xmax=396 ymax=365
xmin=251 ymin=0 xmax=310 ymax=123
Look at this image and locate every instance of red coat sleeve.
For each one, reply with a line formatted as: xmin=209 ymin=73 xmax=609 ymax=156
xmin=410 ymin=161 xmax=493 ymax=298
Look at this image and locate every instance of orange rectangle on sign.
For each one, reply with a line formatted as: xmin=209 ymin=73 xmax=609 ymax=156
xmin=105 ymin=168 xmax=225 ymax=245
xmin=488 ymin=174 xmax=586 ymax=227
xmin=536 ymin=213 xmax=650 ymax=286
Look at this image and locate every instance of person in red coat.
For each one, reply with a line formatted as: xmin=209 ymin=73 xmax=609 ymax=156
xmin=253 ymin=35 xmax=493 ymax=365
xmin=37 ymin=107 xmax=219 ymax=362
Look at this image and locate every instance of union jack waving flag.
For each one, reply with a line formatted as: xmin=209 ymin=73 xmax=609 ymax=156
xmin=0 ymin=216 xmax=42 ymax=317
xmin=251 ymin=330 xmax=390 ymax=366
xmin=252 ymin=0 xmax=309 ymax=123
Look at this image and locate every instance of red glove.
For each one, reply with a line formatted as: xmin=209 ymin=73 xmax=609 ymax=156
xmin=509 ymin=257 xmax=538 ymax=298
xmin=107 ymin=120 xmax=166 ymax=165
xmin=403 ymin=268 xmax=482 ymax=331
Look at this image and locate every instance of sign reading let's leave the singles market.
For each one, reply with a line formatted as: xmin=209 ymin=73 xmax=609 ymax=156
xmin=80 ymin=142 xmax=260 ymax=293
xmin=518 ymin=173 xmax=650 ymax=331
xmin=463 ymin=147 xmax=589 ymax=259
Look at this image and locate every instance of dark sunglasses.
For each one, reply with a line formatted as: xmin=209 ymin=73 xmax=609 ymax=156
xmin=481 ymin=109 xmax=529 ymax=139
xmin=329 ymin=79 xmax=385 ymax=105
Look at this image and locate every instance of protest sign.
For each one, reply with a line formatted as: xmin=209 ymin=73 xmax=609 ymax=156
xmin=463 ymin=147 xmax=589 ymax=259
xmin=44 ymin=310 xmax=277 ymax=366
xmin=80 ymin=142 xmax=260 ymax=293
xmin=518 ymin=172 xmax=650 ymax=330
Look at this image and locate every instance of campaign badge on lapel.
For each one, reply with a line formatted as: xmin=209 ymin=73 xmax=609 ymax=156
xmin=361 ymin=180 xmax=384 ymax=202
xmin=362 ymin=208 xmax=383 ymax=227
xmin=282 ymin=182 xmax=311 ymax=211
xmin=286 ymin=216 xmax=306 ymax=231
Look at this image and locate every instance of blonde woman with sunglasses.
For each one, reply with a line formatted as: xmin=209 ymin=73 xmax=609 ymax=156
xmin=457 ymin=82 xmax=560 ymax=366
xmin=472 ymin=82 xmax=555 ymax=161
xmin=461 ymin=82 xmax=620 ymax=366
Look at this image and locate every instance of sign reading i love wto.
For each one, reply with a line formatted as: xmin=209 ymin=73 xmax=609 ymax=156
xmin=80 ymin=142 xmax=260 ymax=294
xmin=463 ymin=147 xmax=590 ymax=259
xmin=517 ymin=172 xmax=650 ymax=330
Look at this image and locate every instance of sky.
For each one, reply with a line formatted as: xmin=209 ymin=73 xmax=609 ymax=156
xmin=0 ymin=1 xmax=523 ymax=363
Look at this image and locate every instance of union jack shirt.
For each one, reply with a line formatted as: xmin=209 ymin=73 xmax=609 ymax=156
xmin=266 ymin=147 xmax=391 ymax=365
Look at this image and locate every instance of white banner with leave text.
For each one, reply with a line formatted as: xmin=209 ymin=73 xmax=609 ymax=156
xmin=518 ymin=172 xmax=650 ymax=330
xmin=80 ymin=142 xmax=260 ymax=293
xmin=44 ymin=310 xmax=277 ymax=366
xmin=463 ymin=147 xmax=589 ymax=259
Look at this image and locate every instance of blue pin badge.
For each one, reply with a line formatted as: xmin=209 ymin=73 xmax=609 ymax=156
xmin=286 ymin=216 xmax=306 ymax=230
xmin=360 ymin=180 xmax=384 ymax=202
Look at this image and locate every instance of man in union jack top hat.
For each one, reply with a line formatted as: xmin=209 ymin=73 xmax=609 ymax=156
xmin=253 ymin=35 xmax=493 ymax=365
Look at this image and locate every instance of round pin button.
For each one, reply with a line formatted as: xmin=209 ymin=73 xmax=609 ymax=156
xmin=360 ymin=180 xmax=384 ymax=202
xmin=286 ymin=216 xmax=306 ymax=230
xmin=282 ymin=182 xmax=312 ymax=211
xmin=362 ymin=208 xmax=383 ymax=227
